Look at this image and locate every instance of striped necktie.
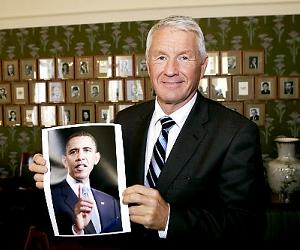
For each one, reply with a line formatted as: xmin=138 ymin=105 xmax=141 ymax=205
xmin=146 ymin=116 xmax=175 ymax=188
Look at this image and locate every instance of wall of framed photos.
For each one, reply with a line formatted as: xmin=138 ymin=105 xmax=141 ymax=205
xmin=0 ymin=14 xmax=299 ymax=178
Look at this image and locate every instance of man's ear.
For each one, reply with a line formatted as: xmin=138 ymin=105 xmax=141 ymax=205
xmin=62 ymin=155 xmax=68 ymax=169
xmin=200 ymin=56 xmax=208 ymax=79
xmin=95 ymin=152 xmax=101 ymax=165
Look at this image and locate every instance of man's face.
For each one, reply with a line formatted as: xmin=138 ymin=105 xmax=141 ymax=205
xmin=147 ymin=27 xmax=207 ymax=113
xmin=62 ymin=136 xmax=100 ymax=182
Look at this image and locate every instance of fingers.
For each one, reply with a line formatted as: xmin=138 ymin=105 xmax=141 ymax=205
xmin=122 ymin=184 xmax=159 ymax=205
xmin=33 ymin=173 xmax=45 ymax=189
xmin=29 ymin=153 xmax=48 ymax=174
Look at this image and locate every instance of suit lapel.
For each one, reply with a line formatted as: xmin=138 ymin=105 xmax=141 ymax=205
xmin=157 ymin=94 xmax=209 ymax=195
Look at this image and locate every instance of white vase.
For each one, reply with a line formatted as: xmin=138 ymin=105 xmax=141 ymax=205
xmin=267 ymin=137 xmax=300 ymax=203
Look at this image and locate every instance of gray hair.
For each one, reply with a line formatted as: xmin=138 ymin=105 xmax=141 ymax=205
xmin=145 ymin=15 xmax=207 ymax=63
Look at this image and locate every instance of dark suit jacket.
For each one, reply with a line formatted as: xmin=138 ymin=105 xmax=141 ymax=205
xmin=115 ymin=92 xmax=266 ymax=240
xmin=51 ymin=180 xmax=122 ymax=235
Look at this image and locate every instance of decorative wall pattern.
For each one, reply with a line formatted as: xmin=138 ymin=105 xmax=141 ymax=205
xmin=0 ymin=15 xmax=299 ymax=178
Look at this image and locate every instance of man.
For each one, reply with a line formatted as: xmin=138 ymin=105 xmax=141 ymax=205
xmin=7 ymin=64 xmax=15 ymax=76
xmin=250 ymin=108 xmax=259 ymax=121
xmin=71 ymin=86 xmax=80 ymax=97
xmin=30 ymin=15 xmax=266 ymax=241
xmin=91 ymin=85 xmax=99 ymax=97
xmin=8 ymin=110 xmax=17 ymax=121
xmin=284 ymin=81 xmax=293 ymax=95
xmin=249 ymin=56 xmax=258 ymax=69
xmin=261 ymin=82 xmax=270 ymax=94
xmin=50 ymin=131 xmax=122 ymax=235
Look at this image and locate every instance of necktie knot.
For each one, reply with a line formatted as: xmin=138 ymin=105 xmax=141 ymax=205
xmin=160 ymin=116 xmax=175 ymax=131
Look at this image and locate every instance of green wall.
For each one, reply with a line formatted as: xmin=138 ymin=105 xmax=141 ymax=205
xmin=0 ymin=15 xmax=299 ymax=178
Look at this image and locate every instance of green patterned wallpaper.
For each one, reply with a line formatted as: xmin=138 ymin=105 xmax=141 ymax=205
xmin=0 ymin=15 xmax=299 ymax=178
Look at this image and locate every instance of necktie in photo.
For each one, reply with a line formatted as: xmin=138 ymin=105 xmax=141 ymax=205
xmin=81 ymin=185 xmax=101 ymax=233
xmin=146 ymin=116 xmax=176 ymax=188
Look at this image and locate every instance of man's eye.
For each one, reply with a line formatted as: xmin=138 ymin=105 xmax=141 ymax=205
xmin=178 ymin=55 xmax=189 ymax=61
xmin=156 ymin=56 xmax=167 ymax=61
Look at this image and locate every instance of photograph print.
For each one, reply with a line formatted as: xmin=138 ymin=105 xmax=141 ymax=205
xmin=42 ymin=123 xmax=130 ymax=236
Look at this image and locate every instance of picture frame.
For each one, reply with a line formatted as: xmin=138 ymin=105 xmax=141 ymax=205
xmin=77 ymin=104 xmax=95 ymax=123
xmin=243 ymin=50 xmax=264 ymax=75
xmin=145 ymin=77 xmax=156 ymax=100
xmin=12 ymin=81 xmax=29 ymax=104
xmin=255 ymin=76 xmax=277 ymax=100
xmin=66 ymin=80 xmax=85 ymax=103
xmin=93 ymin=55 xmax=113 ymax=78
xmin=4 ymin=105 xmax=21 ymax=126
xmin=85 ymin=79 xmax=105 ymax=103
xmin=115 ymin=55 xmax=134 ymax=77
xmin=221 ymin=101 xmax=244 ymax=115
xmin=221 ymin=50 xmax=242 ymax=75
xmin=209 ymin=76 xmax=232 ymax=101
xmin=39 ymin=105 xmax=57 ymax=127
xmin=134 ymin=54 xmax=148 ymax=77
xmin=75 ymin=56 xmax=93 ymax=79
xmin=232 ymin=75 xmax=254 ymax=101
xmin=244 ymin=102 xmax=265 ymax=127
xmin=96 ymin=104 xmax=115 ymax=123
xmin=278 ymin=76 xmax=299 ymax=99
xmin=2 ymin=59 xmax=19 ymax=81
xmin=57 ymin=104 xmax=76 ymax=126
xmin=56 ymin=57 xmax=74 ymax=80
xmin=116 ymin=103 xmax=135 ymax=113
xmin=0 ymin=105 xmax=3 ymax=126
xmin=105 ymin=79 xmax=124 ymax=102
xmin=21 ymin=105 xmax=39 ymax=126
xmin=198 ymin=77 xmax=209 ymax=98
xmin=20 ymin=58 xmax=37 ymax=80
xmin=29 ymin=81 xmax=47 ymax=104
xmin=204 ymin=51 xmax=220 ymax=76
xmin=0 ymin=82 xmax=12 ymax=104
xmin=48 ymin=81 xmax=66 ymax=103
xmin=125 ymin=78 xmax=145 ymax=102
xmin=38 ymin=58 xmax=55 ymax=80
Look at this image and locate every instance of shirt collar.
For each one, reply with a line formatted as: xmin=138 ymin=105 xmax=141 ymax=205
xmin=66 ymin=174 xmax=91 ymax=188
xmin=153 ymin=92 xmax=197 ymax=129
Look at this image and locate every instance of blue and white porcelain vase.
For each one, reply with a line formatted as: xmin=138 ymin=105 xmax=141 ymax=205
xmin=267 ymin=137 xmax=300 ymax=203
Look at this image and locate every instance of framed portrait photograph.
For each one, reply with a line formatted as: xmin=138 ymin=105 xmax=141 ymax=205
xmin=204 ymin=51 xmax=220 ymax=76
xmin=209 ymin=76 xmax=232 ymax=101
xmin=243 ymin=50 xmax=264 ymax=75
xmin=221 ymin=50 xmax=242 ymax=75
xmin=115 ymin=55 xmax=134 ymax=77
xmin=2 ymin=59 xmax=19 ymax=81
xmin=244 ymin=102 xmax=265 ymax=127
xmin=198 ymin=77 xmax=209 ymax=98
xmin=116 ymin=103 xmax=135 ymax=113
xmin=38 ymin=58 xmax=55 ymax=80
xmin=96 ymin=104 xmax=115 ymax=123
xmin=85 ymin=79 xmax=105 ymax=103
xmin=48 ymin=81 xmax=65 ymax=103
xmin=57 ymin=104 xmax=76 ymax=126
xmin=279 ymin=76 xmax=299 ymax=99
xmin=0 ymin=83 xmax=12 ymax=104
xmin=75 ymin=56 xmax=93 ymax=79
xmin=39 ymin=105 xmax=57 ymax=127
xmin=221 ymin=101 xmax=244 ymax=115
xmin=0 ymin=105 xmax=3 ymax=126
xmin=255 ymin=76 xmax=277 ymax=100
xmin=105 ymin=79 xmax=124 ymax=102
xmin=125 ymin=78 xmax=145 ymax=102
xmin=42 ymin=124 xmax=130 ymax=236
xmin=12 ymin=82 xmax=29 ymax=104
xmin=21 ymin=105 xmax=39 ymax=126
xmin=232 ymin=75 xmax=254 ymax=101
xmin=66 ymin=80 xmax=85 ymax=103
xmin=145 ymin=77 xmax=156 ymax=100
xmin=20 ymin=58 xmax=37 ymax=80
xmin=56 ymin=57 xmax=74 ymax=80
xmin=77 ymin=104 xmax=95 ymax=123
xmin=4 ymin=105 xmax=21 ymax=126
xmin=134 ymin=54 xmax=148 ymax=77
xmin=94 ymin=55 xmax=113 ymax=78
xmin=29 ymin=81 xmax=47 ymax=104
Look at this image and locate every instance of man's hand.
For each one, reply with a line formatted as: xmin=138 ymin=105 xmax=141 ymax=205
xmin=29 ymin=153 xmax=48 ymax=189
xmin=122 ymin=184 xmax=169 ymax=230
xmin=74 ymin=185 xmax=94 ymax=231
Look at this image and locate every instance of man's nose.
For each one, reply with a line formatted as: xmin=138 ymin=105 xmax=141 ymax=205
xmin=164 ymin=58 xmax=179 ymax=76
